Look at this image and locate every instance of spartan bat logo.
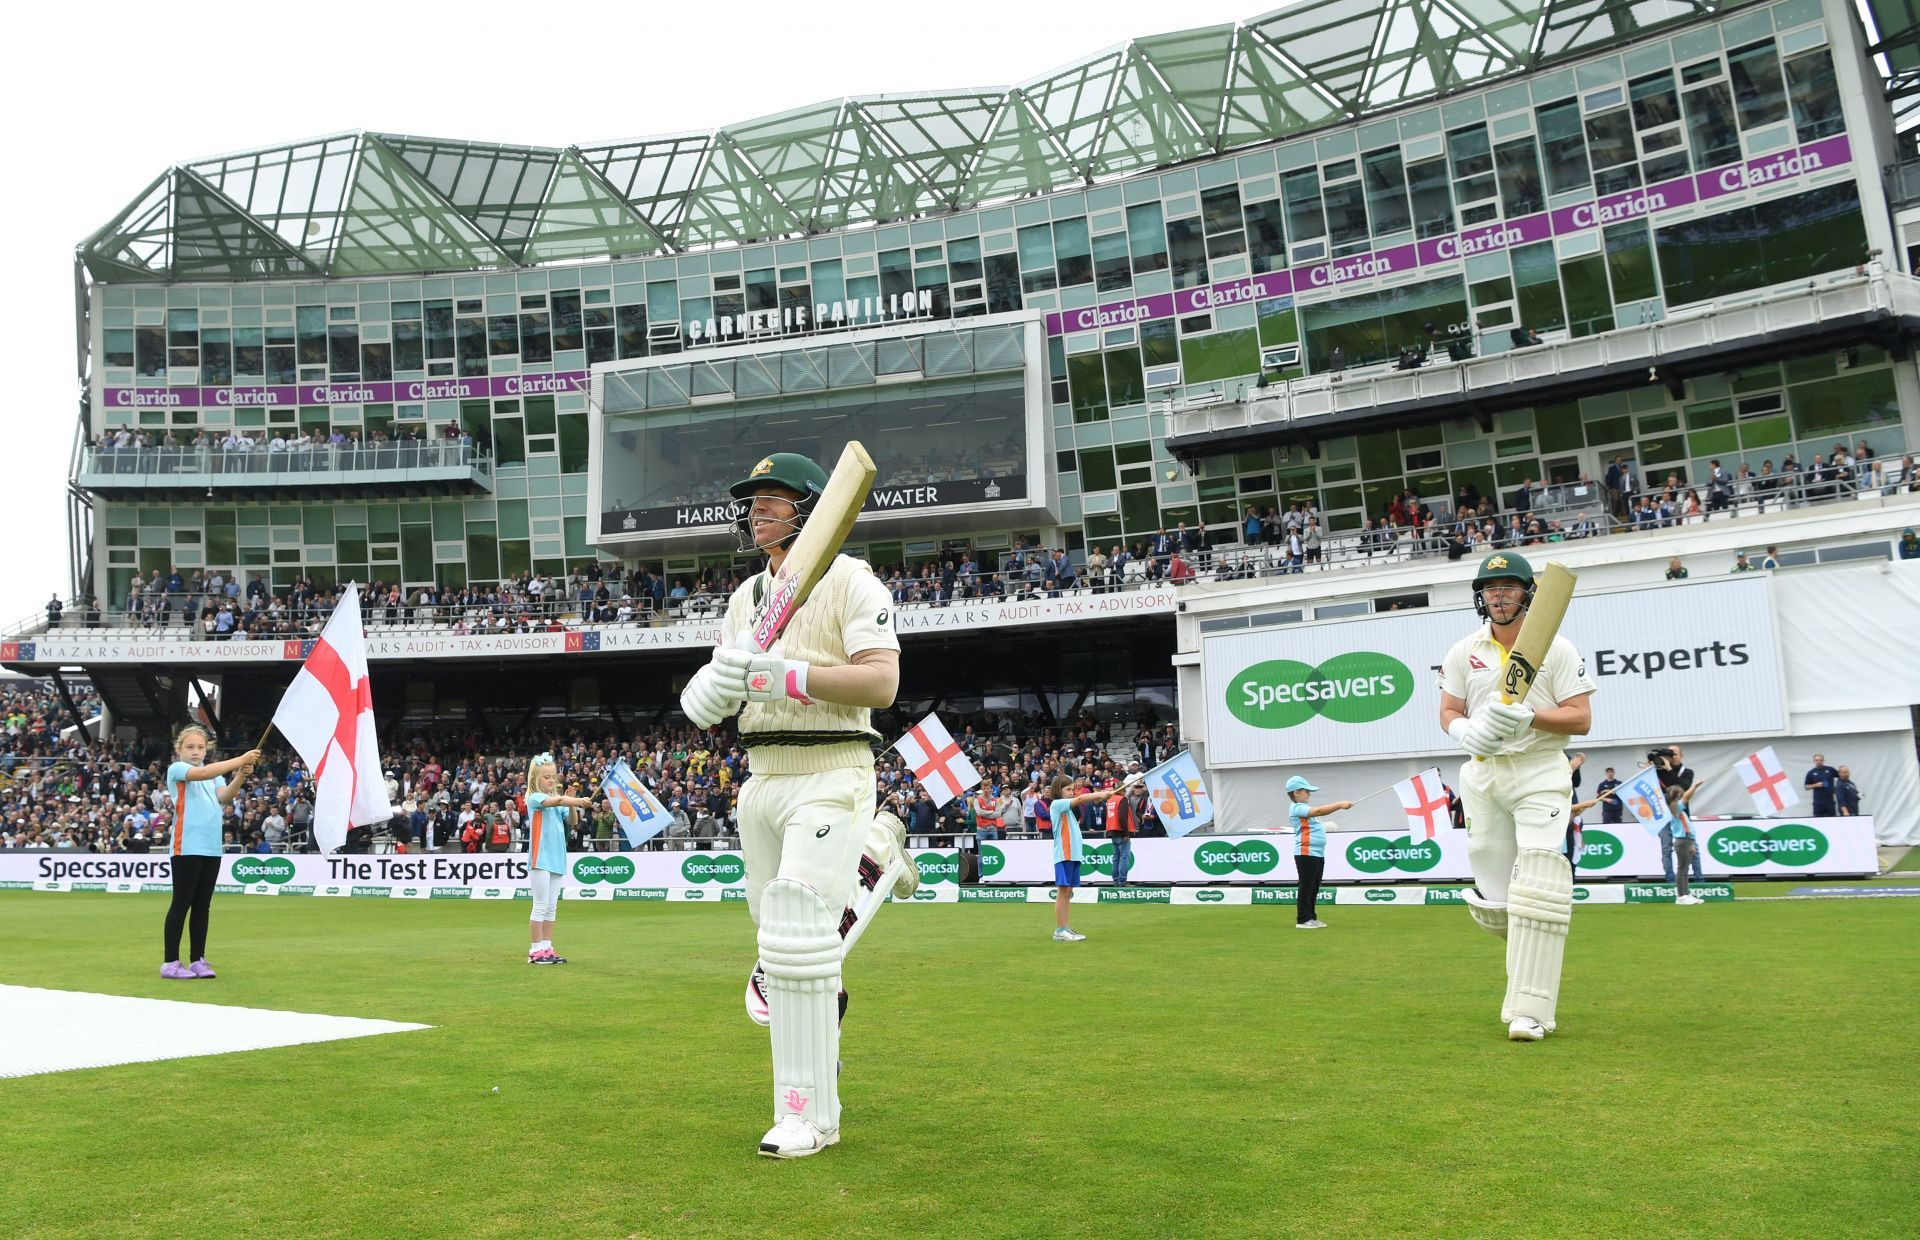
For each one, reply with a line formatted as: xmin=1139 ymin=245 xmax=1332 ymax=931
xmin=1501 ymin=651 xmax=1537 ymax=699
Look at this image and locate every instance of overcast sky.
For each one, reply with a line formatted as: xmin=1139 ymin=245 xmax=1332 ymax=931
xmin=0 ymin=0 xmax=1260 ymax=625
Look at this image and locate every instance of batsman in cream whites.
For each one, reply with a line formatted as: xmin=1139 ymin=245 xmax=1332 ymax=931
xmin=678 ymin=446 xmax=917 ymax=1160
xmin=1437 ymin=553 xmax=1595 ymax=1043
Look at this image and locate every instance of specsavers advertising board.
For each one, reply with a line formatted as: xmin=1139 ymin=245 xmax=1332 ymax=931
xmin=0 ymin=849 xmax=967 ymax=901
xmin=977 ymin=817 xmax=1874 ymax=884
xmin=1201 ymin=574 xmax=1785 ymax=766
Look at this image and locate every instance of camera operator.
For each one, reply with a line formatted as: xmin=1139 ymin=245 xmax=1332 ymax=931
xmin=1655 ymin=754 xmax=1709 ymax=905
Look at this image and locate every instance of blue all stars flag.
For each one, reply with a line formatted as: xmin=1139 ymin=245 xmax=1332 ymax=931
xmin=601 ymin=759 xmax=668 ymax=847
xmin=1613 ymin=765 xmax=1674 ymax=836
xmin=1143 ymin=751 xmax=1215 ymax=839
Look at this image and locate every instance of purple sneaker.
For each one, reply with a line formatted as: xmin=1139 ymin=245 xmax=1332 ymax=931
xmin=160 ymin=961 xmax=194 ymax=980
xmin=188 ymin=959 xmax=216 ymax=979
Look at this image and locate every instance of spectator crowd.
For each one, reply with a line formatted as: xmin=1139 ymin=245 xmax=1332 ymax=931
xmin=0 ymin=677 xmax=1180 ymax=857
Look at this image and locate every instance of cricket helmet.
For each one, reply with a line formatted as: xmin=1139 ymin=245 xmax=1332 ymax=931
xmin=1472 ymin=551 xmax=1536 ymax=621
xmin=730 ymin=452 xmax=827 ymax=553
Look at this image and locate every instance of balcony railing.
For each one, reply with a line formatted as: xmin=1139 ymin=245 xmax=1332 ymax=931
xmin=76 ymin=441 xmax=493 ymax=487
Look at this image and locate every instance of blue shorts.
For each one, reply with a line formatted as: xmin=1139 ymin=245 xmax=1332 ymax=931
xmin=1054 ymin=861 xmax=1081 ymax=888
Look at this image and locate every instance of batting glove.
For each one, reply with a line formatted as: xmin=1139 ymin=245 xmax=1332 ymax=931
xmin=1482 ymin=701 xmax=1536 ymax=740
xmin=712 ymin=647 xmax=814 ymax=705
xmin=1448 ymin=715 xmax=1502 ymax=758
xmin=680 ymin=665 xmax=744 ymax=728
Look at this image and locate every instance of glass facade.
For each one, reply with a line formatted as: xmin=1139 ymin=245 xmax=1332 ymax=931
xmin=81 ymin=0 xmax=1914 ymax=606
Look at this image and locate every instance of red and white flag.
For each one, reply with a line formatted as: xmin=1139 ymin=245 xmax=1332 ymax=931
xmin=1394 ymin=767 xmax=1451 ymax=840
xmin=1737 ymin=746 xmax=1799 ymax=815
xmin=891 ymin=712 xmax=981 ymax=809
xmin=271 ymin=585 xmax=391 ymax=853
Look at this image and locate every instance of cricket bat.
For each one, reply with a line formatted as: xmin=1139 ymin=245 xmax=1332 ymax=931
xmin=741 ymin=440 xmax=877 ymax=653
xmin=1477 ymin=561 xmax=1577 ymax=761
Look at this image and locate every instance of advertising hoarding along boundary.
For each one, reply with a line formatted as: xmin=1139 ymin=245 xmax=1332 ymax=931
xmin=1202 ymin=575 xmax=1785 ymax=766
xmin=976 ymin=819 xmax=1875 ymax=884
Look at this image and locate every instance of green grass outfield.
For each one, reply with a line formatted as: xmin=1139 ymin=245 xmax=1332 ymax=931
xmin=1 ymin=894 xmax=1915 ymax=1239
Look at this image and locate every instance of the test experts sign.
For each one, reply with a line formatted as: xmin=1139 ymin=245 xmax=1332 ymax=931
xmin=1201 ymin=575 xmax=1784 ymax=765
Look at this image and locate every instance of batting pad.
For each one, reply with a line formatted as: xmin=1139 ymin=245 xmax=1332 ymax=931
xmin=759 ymin=878 xmax=843 ymax=1134
xmin=1504 ymin=848 xmax=1573 ymax=1026
xmin=0 ymin=985 xmax=430 ymax=1079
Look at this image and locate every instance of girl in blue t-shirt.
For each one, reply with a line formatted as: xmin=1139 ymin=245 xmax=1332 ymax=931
xmin=524 ymin=752 xmax=604 ymax=964
xmin=161 ymin=725 xmax=260 ymax=979
xmin=1046 ymin=774 xmax=1106 ymax=943
xmin=1283 ymin=775 xmax=1352 ymax=930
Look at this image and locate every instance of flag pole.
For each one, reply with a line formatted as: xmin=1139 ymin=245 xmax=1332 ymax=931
xmin=254 ymin=719 xmax=274 ymax=753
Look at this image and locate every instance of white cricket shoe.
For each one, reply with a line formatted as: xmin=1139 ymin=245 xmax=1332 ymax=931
xmin=1052 ymin=928 xmax=1086 ymax=942
xmin=876 ymin=810 xmax=919 ymax=899
xmin=758 ymin=1115 xmax=839 ymax=1159
xmin=1508 ymin=1016 xmax=1548 ymax=1042
xmin=1306 ymin=919 xmax=1328 ymax=928
xmin=1675 ymin=894 xmax=1704 ymax=905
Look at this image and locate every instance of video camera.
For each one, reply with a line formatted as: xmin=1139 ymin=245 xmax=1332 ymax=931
xmin=1645 ymin=746 xmax=1677 ymax=766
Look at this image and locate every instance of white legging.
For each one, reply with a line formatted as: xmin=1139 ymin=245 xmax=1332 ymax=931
xmin=529 ymin=868 xmax=564 ymax=921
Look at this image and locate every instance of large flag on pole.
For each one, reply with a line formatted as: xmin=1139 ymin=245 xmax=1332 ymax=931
xmin=602 ymin=759 xmax=669 ymax=848
xmin=1143 ymin=751 xmax=1214 ymax=839
xmin=892 ymin=713 xmax=981 ymax=808
xmin=1613 ymin=765 xmax=1674 ymax=836
xmin=1736 ymin=746 xmax=1799 ymax=815
xmin=1393 ymin=767 xmax=1450 ymax=840
xmin=270 ymin=585 xmax=391 ymax=854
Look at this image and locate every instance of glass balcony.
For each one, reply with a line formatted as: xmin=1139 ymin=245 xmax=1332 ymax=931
xmin=76 ymin=439 xmax=494 ymax=494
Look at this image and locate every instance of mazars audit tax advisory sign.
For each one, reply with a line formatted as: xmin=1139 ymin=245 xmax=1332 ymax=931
xmin=1202 ymin=575 xmax=1785 ymax=765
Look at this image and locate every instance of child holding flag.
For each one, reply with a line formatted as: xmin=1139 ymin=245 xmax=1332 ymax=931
xmin=161 ymin=725 xmax=260 ymax=979
xmin=525 ymin=753 xmax=604 ymax=964
xmin=1284 ymin=775 xmax=1352 ymax=930
xmin=1048 ymin=774 xmax=1105 ymax=942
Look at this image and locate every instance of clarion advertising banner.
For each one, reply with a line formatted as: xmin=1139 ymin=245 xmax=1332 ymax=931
xmin=1201 ymin=575 xmax=1785 ymax=766
xmin=976 ymin=818 xmax=1874 ymax=884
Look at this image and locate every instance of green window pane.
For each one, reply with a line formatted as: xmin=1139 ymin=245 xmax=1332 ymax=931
xmin=1180 ymin=328 xmax=1258 ymax=384
xmin=1685 ymin=400 xmax=1734 ymax=430
xmin=494 ymin=417 xmax=525 ymax=465
xmin=1585 ymin=414 xmax=1632 ymax=446
xmin=499 ymin=539 xmax=531 ymax=578
xmin=465 ymin=523 xmax=498 ymax=581
xmin=1141 ymin=320 xmax=1178 ymax=368
xmin=558 ymin=413 xmax=588 ymax=474
xmin=496 ymin=500 xmax=530 ymax=540
xmin=1536 ymin=403 xmax=1584 ymax=453
xmin=1357 ymin=432 xmax=1401 ymax=479
xmin=303 ymin=506 xmax=333 ymax=543
xmin=1119 ymin=487 xmax=1161 ymax=535
xmin=1789 ymin=369 xmax=1900 ymax=438
xmin=525 ymin=396 xmax=557 ymax=436
xmin=1738 ymin=415 xmax=1793 ymax=450
xmin=1512 ymin=242 xmax=1565 ymax=334
xmin=1078 ymin=448 xmax=1117 ymax=491
xmin=1104 ymin=349 xmax=1145 ymax=409
xmin=1126 ymin=203 xmax=1167 ymax=273
xmin=401 ymin=526 xmax=431 ymax=580
xmin=1604 ymin=220 xmax=1657 ymax=305
xmin=1560 ymin=253 xmax=1614 ymax=338
xmin=1067 ymin=353 xmax=1108 ymax=420
xmin=1687 ymin=426 xmax=1740 ymax=457
xmin=564 ymin=516 xmax=589 ymax=559
xmin=1656 ymin=184 xmax=1865 ymax=307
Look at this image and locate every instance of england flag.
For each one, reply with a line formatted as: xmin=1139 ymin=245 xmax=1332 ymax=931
xmin=270 ymin=585 xmax=392 ymax=853
xmin=1393 ymin=767 xmax=1451 ymax=840
xmin=892 ymin=713 xmax=981 ymax=808
xmin=1737 ymin=746 xmax=1799 ymax=816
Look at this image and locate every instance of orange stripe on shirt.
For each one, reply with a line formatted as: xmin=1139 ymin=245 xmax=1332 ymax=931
xmin=528 ymin=807 xmax=543 ymax=861
xmin=172 ymin=780 xmax=186 ymax=855
xmin=1298 ymin=815 xmax=1314 ymax=855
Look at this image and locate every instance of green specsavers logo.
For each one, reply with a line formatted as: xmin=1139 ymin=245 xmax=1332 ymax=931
xmin=681 ymin=854 xmax=746 ymax=884
xmin=1576 ymin=829 xmax=1625 ymax=869
xmin=1194 ymin=839 xmax=1281 ymax=877
xmin=573 ymin=856 xmax=635 ymax=885
xmin=1346 ymin=835 xmax=1442 ymax=874
xmin=915 ymin=852 xmax=960 ymax=884
xmin=230 ymin=856 xmax=295 ymax=885
xmin=1194 ymin=889 xmax=1226 ymax=903
xmin=978 ymin=845 xmax=1005 ymax=879
xmin=1226 ymin=652 xmax=1415 ymax=729
xmin=1080 ymin=842 xmax=1115 ymax=878
xmin=1708 ymin=824 xmax=1828 ymax=868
